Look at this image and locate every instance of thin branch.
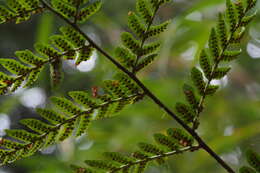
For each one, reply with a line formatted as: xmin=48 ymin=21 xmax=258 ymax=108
xmin=39 ymin=0 xmax=235 ymax=172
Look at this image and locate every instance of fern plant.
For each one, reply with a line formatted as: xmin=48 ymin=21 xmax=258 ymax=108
xmin=0 ymin=0 xmax=259 ymax=172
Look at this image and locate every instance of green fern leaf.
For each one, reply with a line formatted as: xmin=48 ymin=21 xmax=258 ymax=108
xmin=0 ymin=59 xmax=30 ymax=75
xmin=60 ymin=26 xmax=86 ymax=47
xmin=103 ymin=80 xmax=128 ymax=98
xmin=136 ymin=54 xmax=157 ymax=72
xmin=221 ymin=49 xmax=242 ymax=61
xmin=182 ymin=84 xmax=199 ymax=111
xmin=23 ymin=140 xmax=43 ymax=157
xmin=147 ymin=21 xmax=170 ymax=38
xmin=140 ymin=42 xmax=160 ymax=56
xmin=239 ymin=166 xmax=256 ymax=173
xmin=10 ymin=78 xmax=23 ymax=92
xmin=114 ymin=73 xmax=140 ymax=95
xmin=199 ymin=50 xmax=212 ymax=79
xmin=7 ymin=0 xmax=30 ymax=23
xmin=34 ymin=43 xmax=61 ymax=58
xmin=44 ymin=131 xmax=58 ymax=147
xmin=121 ymin=32 xmax=141 ymax=55
xmin=0 ymin=72 xmax=15 ymax=85
xmin=205 ymin=85 xmax=219 ymax=95
xmin=153 ymin=133 xmax=179 ymax=150
xmin=103 ymin=152 xmax=135 ymax=164
xmin=85 ymin=160 xmax=118 ymax=171
xmin=209 ymin=28 xmax=221 ymax=61
xmin=132 ymin=151 xmax=149 ymax=160
xmin=246 ymin=0 xmax=257 ymax=10
xmin=20 ymin=119 xmax=54 ymax=134
xmin=175 ymin=102 xmax=195 ymax=124
xmin=75 ymin=114 xmax=92 ymax=137
xmin=0 ymin=6 xmax=15 ymax=23
xmin=166 ymin=128 xmax=194 ymax=147
xmin=77 ymin=1 xmax=102 ymax=23
xmin=76 ymin=46 xmax=94 ymax=65
xmin=226 ymin=0 xmax=238 ymax=32
xmin=212 ymin=67 xmax=231 ymax=79
xmin=115 ymin=47 xmax=136 ymax=68
xmin=128 ymin=12 xmax=146 ymax=39
xmin=58 ymin=119 xmax=77 ymax=141
xmin=246 ymin=149 xmax=260 ymax=172
xmin=24 ymin=67 xmax=43 ymax=87
xmin=5 ymin=129 xmax=38 ymax=143
xmin=51 ymin=96 xmax=82 ymax=116
xmin=36 ymin=108 xmax=68 ymax=124
xmin=15 ymin=49 xmax=45 ymax=66
xmin=235 ymin=0 xmax=245 ymax=20
xmin=22 ymin=0 xmax=40 ymax=9
xmin=135 ymin=162 xmax=148 ymax=173
xmin=241 ymin=11 xmax=257 ymax=26
xmin=0 ymin=139 xmax=25 ymax=150
xmin=49 ymin=35 xmax=76 ymax=59
xmin=217 ymin=13 xmax=228 ymax=49
xmin=52 ymin=0 xmax=76 ymax=19
xmin=191 ymin=67 xmax=206 ymax=95
xmin=138 ymin=142 xmax=164 ymax=155
xmin=136 ymin=0 xmax=152 ymax=24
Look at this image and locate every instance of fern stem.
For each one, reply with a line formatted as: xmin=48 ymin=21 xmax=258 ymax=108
xmin=132 ymin=2 xmax=161 ymax=74
xmin=39 ymin=1 xmax=235 ymax=172
xmin=192 ymin=5 xmax=252 ymax=130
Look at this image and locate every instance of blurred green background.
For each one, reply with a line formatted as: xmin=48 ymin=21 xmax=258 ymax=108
xmin=0 ymin=0 xmax=260 ymax=172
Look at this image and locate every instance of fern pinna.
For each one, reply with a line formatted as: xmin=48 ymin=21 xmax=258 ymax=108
xmin=183 ymin=0 xmax=258 ymax=130
xmin=115 ymin=0 xmax=171 ymax=73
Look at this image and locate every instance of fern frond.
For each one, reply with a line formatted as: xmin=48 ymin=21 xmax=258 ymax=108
xmin=74 ymin=128 xmax=197 ymax=173
xmin=0 ymin=77 xmax=144 ymax=165
xmin=182 ymin=0 xmax=258 ymax=130
xmin=116 ymin=0 xmax=171 ymax=73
